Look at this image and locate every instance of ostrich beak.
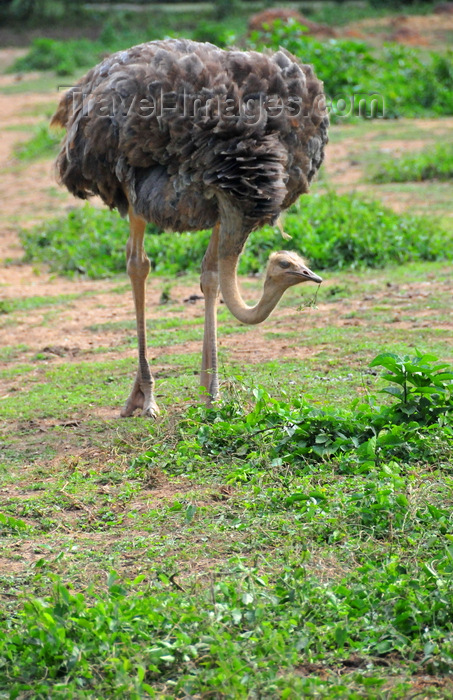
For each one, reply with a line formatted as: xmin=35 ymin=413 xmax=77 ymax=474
xmin=289 ymin=266 xmax=323 ymax=284
xmin=302 ymin=268 xmax=323 ymax=284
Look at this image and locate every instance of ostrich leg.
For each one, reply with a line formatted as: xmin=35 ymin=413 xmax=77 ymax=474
xmin=200 ymin=222 xmax=220 ymax=404
xmin=121 ymin=209 xmax=160 ymax=418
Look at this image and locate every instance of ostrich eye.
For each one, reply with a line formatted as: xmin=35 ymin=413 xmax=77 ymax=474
xmin=278 ymin=260 xmax=291 ymax=269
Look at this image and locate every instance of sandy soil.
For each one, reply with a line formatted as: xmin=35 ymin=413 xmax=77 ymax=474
xmin=0 ymin=47 xmax=452 ymax=400
xmin=346 ymin=11 xmax=453 ymax=47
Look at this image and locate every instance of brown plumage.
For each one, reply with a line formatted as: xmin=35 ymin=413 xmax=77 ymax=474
xmin=51 ymin=39 xmax=328 ymax=417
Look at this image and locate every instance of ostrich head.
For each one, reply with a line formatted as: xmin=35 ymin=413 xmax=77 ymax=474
xmin=265 ymin=251 xmax=322 ymax=290
xmin=218 ymin=247 xmax=322 ymax=326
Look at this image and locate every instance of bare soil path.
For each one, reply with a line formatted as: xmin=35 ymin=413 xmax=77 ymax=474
xmin=0 ymin=45 xmax=452 ymax=427
xmin=1 ymin=65 xmax=452 ymax=380
xmin=0 ymin=44 xmax=452 ymax=699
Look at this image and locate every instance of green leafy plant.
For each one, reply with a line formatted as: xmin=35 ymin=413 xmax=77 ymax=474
xmin=3 ymin=552 xmax=453 ymax=697
xmin=0 ymin=512 xmax=29 ymax=534
xmin=11 ymin=37 xmax=101 ymax=76
xmin=192 ymin=20 xmax=236 ymax=47
xmin=2 ymin=350 xmax=453 ymax=696
xmin=370 ymin=350 xmax=453 ymax=425
xmin=20 ymin=193 xmax=452 ymax=278
xmin=14 ymin=123 xmax=63 ymax=162
xmin=250 ymin=20 xmax=453 ymax=120
xmin=370 ymin=143 xmax=453 ymax=183
xmin=133 ymin=352 xmax=453 ymax=488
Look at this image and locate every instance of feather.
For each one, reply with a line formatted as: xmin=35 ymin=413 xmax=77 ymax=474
xmin=52 ymin=38 xmax=328 ymax=230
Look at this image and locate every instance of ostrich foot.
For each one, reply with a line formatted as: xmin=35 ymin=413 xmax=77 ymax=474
xmin=200 ymin=369 xmax=219 ymax=407
xmin=205 ymin=379 xmax=219 ymax=408
xmin=121 ymin=374 xmax=160 ymax=418
xmin=205 ymin=394 xmax=218 ymax=408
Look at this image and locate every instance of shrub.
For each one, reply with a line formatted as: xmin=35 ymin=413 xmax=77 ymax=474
xmin=11 ymin=37 xmax=101 ymax=76
xmin=14 ymin=123 xmax=63 ymax=162
xmin=370 ymin=142 xmax=453 ymax=183
xmin=250 ymin=21 xmax=453 ymax=119
xmin=20 ymin=193 xmax=452 ymax=278
xmin=10 ymin=18 xmax=453 ymax=119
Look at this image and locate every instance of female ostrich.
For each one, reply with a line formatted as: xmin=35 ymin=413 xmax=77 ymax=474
xmin=51 ymin=39 xmax=328 ymax=417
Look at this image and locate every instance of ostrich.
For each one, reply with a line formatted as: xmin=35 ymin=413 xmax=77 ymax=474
xmin=51 ymin=39 xmax=328 ymax=417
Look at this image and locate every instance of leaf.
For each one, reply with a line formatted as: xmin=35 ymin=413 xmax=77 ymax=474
xmin=232 ymin=609 xmax=242 ymax=624
xmin=334 ymin=625 xmax=348 ymax=647
xmin=160 ymin=654 xmax=175 ymax=663
xmin=33 ymin=558 xmax=47 ymax=569
xmin=395 ymin=494 xmax=409 ymax=507
xmin=381 ymin=369 xmax=406 ymax=384
xmin=415 ymin=386 xmax=442 ymax=395
xmin=414 ymin=351 xmax=439 ymax=363
xmin=285 ymin=492 xmax=309 ymax=505
xmin=434 ymin=372 xmax=453 ymax=382
xmin=185 ymin=504 xmax=197 ymax=524
xmin=370 ymin=353 xmax=399 ymax=371
xmin=0 ymin=512 xmax=27 ymax=530
xmin=107 ymin=571 xmax=119 ymax=589
xmin=381 ymin=386 xmax=404 ymax=398
xmin=315 ymin=434 xmax=331 ymax=444
xmin=423 ymin=642 xmax=436 ymax=658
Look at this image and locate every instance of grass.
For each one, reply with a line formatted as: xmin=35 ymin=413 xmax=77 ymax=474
xmin=326 ymin=115 xmax=453 ymax=146
xmin=2 ymin=8 xmax=453 ymax=694
xmin=0 ymin=71 xmax=77 ymax=95
xmin=366 ymin=181 xmax=453 ymax=220
xmin=13 ymin=122 xmax=63 ymax=162
xmin=19 ymin=192 xmax=453 ymax=279
xmin=1 ymin=348 xmax=452 ymax=697
xmin=1 ymin=255 xmax=452 ymax=697
xmin=312 ymin=119 xmax=453 ymax=220
xmin=370 ymin=142 xmax=453 ymax=183
xmin=0 ymin=291 xmax=89 ymax=315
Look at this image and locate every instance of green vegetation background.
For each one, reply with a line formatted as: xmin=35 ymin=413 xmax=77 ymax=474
xmin=2 ymin=2 xmax=453 ymax=698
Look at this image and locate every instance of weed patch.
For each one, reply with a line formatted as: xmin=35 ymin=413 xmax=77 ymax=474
xmin=14 ymin=123 xmax=63 ymax=162
xmin=1 ymin=352 xmax=453 ymax=696
xmin=19 ymin=193 xmax=452 ymax=279
xmin=252 ymin=21 xmax=453 ymax=119
xmin=370 ymin=142 xmax=453 ymax=183
xmin=137 ymin=351 xmax=452 ymax=480
xmin=11 ymin=37 xmax=104 ymax=77
xmin=3 ymin=536 xmax=453 ymax=697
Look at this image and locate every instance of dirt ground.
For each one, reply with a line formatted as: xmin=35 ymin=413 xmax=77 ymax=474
xmin=0 ymin=31 xmax=452 ymax=696
xmin=0 ymin=46 xmax=452 ymax=402
xmin=347 ymin=10 xmax=453 ymax=47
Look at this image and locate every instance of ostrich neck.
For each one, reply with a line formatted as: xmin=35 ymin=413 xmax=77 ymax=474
xmin=218 ymin=256 xmax=285 ymax=326
xmin=216 ymin=195 xmax=285 ymax=325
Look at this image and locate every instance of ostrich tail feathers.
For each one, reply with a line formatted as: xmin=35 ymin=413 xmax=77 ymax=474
xmin=203 ymin=135 xmax=288 ymax=228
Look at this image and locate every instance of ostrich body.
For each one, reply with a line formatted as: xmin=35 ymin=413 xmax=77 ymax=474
xmin=51 ymin=38 xmax=328 ymax=417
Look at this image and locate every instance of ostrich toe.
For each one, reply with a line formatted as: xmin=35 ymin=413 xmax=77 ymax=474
xmin=121 ymin=373 xmax=160 ymax=418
